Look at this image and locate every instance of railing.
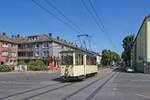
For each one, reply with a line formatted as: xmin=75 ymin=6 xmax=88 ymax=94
xmin=18 ymin=56 xmax=43 ymax=59
xmin=18 ymin=48 xmax=34 ymax=52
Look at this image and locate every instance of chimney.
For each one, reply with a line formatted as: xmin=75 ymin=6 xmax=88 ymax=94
xmin=12 ymin=35 xmax=14 ymax=38
xmin=57 ymin=36 xmax=60 ymax=40
xmin=49 ymin=33 xmax=52 ymax=37
xmin=2 ymin=32 xmax=6 ymax=36
xmin=17 ymin=34 xmax=20 ymax=37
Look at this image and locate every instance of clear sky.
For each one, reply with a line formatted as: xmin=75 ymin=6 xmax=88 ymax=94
xmin=0 ymin=0 xmax=150 ymax=54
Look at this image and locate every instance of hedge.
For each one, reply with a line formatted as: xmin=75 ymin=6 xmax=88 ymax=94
xmin=0 ymin=65 xmax=13 ymax=72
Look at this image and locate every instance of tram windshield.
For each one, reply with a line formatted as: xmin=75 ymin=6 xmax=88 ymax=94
xmin=61 ymin=53 xmax=73 ymax=65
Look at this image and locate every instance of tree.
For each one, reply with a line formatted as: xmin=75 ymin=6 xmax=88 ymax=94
xmin=121 ymin=34 xmax=134 ymax=66
xmin=101 ymin=49 xmax=120 ymax=66
xmin=27 ymin=60 xmax=47 ymax=71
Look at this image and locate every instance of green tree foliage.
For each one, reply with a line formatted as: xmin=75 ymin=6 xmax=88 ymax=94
xmin=27 ymin=60 xmax=47 ymax=71
xmin=121 ymin=35 xmax=134 ymax=66
xmin=101 ymin=49 xmax=120 ymax=66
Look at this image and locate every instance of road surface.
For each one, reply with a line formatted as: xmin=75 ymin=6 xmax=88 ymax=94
xmin=0 ymin=69 xmax=150 ymax=100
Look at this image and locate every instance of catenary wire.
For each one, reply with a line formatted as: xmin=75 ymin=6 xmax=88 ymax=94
xmin=81 ymin=0 xmax=119 ymax=52
xmin=32 ymin=0 xmax=81 ymax=33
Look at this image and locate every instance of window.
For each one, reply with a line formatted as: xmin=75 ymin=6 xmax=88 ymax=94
xmin=61 ymin=45 xmax=64 ymax=49
xmin=2 ymin=42 xmax=8 ymax=48
xmin=35 ymin=51 xmax=39 ymax=57
xmin=43 ymin=42 xmax=49 ymax=48
xmin=86 ymin=55 xmax=96 ymax=65
xmin=75 ymin=54 xmax=83 ymax=65
xmin=35 ymin=44 xmax=39 ymax=48
xmin=11 ymin=52 xmax=16 ymax=57
xmin=1 ymin=51 xmax=15 ymax=57
xmin=43 ymin=51 xmax=49 ymax=57
xmin=61 ymin=53 xmax=73 ymax=65
xmin=12 ymin=44 xmax=17 ymax=48
xmin=1 ymin=52 xmax=8 ymax=56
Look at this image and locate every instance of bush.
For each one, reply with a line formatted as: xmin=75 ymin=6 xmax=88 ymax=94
xmin=27 ymin=60 xmax=47 ymax=71
xmin=0 ymin=65 xmax=13 ymax=72
xmin=18 ymin=60 xmax=26 ymax=65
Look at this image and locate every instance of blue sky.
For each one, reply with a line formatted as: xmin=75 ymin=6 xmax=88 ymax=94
xmin=0 ymin=0 xmax=150 ymax=54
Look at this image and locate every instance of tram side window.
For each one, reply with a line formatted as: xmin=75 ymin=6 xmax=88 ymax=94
xmin=92 ymin=57 xmax=96 ymax=65
xmin=75 ymin=54 xmax=83 ymax=65
xmin=86 ymin=55 xmax=90 ymax=65
xmin=61 ymin=53 xmax=73 ymax=65
xmin=86 ymin=55 xmax=96 ymax=65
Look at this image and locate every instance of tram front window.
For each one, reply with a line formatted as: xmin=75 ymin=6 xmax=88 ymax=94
xmin=61 ymin=53 xmax=73 ymax=65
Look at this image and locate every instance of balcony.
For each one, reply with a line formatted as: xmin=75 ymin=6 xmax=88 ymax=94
xmin=18 ymin=48 xmax=34 ymax=52
xmin=18 ymin=56 xmax=45 ymax=60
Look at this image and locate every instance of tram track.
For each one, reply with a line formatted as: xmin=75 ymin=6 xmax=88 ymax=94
xmin=0 ymin=72 xmax=114 ymax=100
xmin=61 ymin=72 xmax=116 ymax=100
xmin=0 ymin=82 xmax=62 ymax=100
xmin=62 ymin=72 xmax=115 ymax=100
xmin=22 ymin=83 xmax=73 ymax=100
xmin=86 ymin=72 xmax=117 ymax=100
xmin=21 ymin=74 xmax=105 ymax=100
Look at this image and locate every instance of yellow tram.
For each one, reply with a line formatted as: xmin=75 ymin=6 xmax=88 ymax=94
xmin=59 ymin=50 xmax=98 ymax=80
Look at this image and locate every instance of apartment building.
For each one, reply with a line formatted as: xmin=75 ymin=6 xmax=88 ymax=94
xmin=131 ymin=15 xmax=150 ymax=73
xmin=0 ymin=33 xmax=18 ymax=65
xmin=0 ymin=33 xmax=83 ymax=69
xmin=0 ymin=32 xmax=100 ymax=71
xmin=11 ymin=33 xmax=79 ymax=61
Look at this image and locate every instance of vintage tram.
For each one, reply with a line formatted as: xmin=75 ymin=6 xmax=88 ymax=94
xmin=60 ymin=50 xmax=98 ymax=80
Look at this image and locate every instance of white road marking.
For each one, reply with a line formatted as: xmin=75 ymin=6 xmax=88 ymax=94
xmin=136 ymin=93 xmax=150 ymax=99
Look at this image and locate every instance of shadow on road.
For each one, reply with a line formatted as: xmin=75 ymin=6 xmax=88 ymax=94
xmin=51 ymin=77 xmax=67 ymax=83
xmin=51 ymin=77 xmax=83 ymax=83
xmin=112 ymin=67 xmax=125 ymax=72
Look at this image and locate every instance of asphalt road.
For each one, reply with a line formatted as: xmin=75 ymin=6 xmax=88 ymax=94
xmin=0 ymin=69 xmax=150 ymax=100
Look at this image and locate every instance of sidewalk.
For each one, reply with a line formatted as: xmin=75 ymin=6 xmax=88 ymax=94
xmin=0 ymin=70 xmax=60 ymax=75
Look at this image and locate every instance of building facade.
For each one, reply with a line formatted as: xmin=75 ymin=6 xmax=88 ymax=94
xmin=0 ymin=33 xmax=83 ymax=69
xmin=0 ymin=32 xmax=101 ymax=71
xmin=0 ymin=33 xmax=18 ymax=66
xmin=131 ymin=15 xmax=150 ymax=73
xmin=13 ymin=34 xmax=80 ymax=61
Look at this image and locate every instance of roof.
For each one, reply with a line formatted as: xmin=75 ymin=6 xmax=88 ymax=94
xmin=60 ymin=49 xmax=99 ymax=56
xmin=0 ymin=33 xmax=98 ymax=54
xmin=0 ymin=34 xmax=14 ymax=43
xmin=0 ymin=33 xmax=82 ymax=51
xmin=133 ymin=15 xmax=150 ymax=45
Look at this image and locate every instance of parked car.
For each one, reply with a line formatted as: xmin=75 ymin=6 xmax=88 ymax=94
xmin=125 ymin=67 xmax=134 ymax=73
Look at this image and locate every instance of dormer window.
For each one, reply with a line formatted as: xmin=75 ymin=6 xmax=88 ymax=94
xmin=2 ymin=42 xmax=8 ymax=48
xmin=28 ymin=36 xmax=37 ymax=41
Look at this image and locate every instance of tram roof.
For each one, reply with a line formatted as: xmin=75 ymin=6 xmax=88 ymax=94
xmin=60 ymin=49 xmax=98 ymax=56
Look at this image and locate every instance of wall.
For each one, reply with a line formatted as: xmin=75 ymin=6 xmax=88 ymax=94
xmin=0 ymin=41 xmax=18 ymax=65
xmin=147 ymin=17 xmax=150 ymax=62
xmin=132 ymin=16 xmax=150 ymax=72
